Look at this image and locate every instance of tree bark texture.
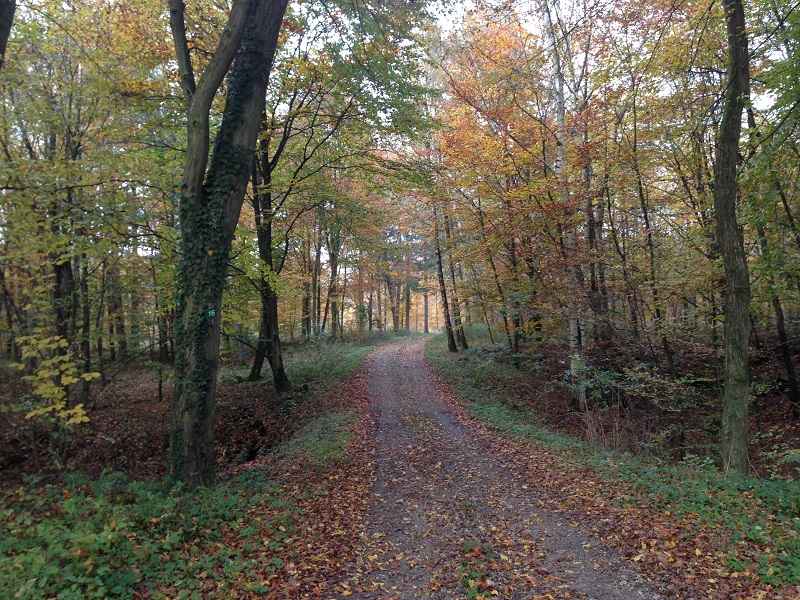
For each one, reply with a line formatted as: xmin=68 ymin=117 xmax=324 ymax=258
xmin=0 ymin=0 xmax=14 ymax=70
xmin=168 ymin=0 xmax=290 ymax=487
xmin=715 ymin=0 xmax=751 ymax=476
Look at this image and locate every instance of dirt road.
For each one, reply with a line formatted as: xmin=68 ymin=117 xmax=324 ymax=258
xmin=337 ymin=337 xmax=661 ymax=599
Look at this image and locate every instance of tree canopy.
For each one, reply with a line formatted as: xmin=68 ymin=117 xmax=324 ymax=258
xmin=1 ymin=0 xmax=799 ymax=483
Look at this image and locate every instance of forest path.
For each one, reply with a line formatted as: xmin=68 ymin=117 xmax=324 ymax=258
xmin=337 ymin=337 xmax=661 ymax=600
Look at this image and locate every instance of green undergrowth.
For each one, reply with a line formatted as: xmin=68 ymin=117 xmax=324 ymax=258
xmin=425 ymin=330 xmax=800 ymax=585
xmin=0 ymin=468 xmax=287 ymax=599
xmin=0 ymin=407 xmax=358 ymax=598
xmin=1 ymin=367 xmax=372 ymax=599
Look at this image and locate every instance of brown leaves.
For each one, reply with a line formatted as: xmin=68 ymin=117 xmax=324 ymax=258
xmin=233 ymin=370 xmax=376 ymax=599
xmin=429 ymin=369 xmax=798 ymax=599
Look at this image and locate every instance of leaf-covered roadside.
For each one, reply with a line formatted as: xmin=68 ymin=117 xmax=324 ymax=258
xmin=425 ymin=339 xmax=800 ymax=599
xmin=0 ymin=367 xmax=375 ymax=599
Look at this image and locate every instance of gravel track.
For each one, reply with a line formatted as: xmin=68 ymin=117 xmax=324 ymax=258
xmin=337 ymin=338 xmax=662 ymax=600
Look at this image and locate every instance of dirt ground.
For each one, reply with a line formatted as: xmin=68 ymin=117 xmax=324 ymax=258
xmin=336 ymin=337 xmax=662 ymax=600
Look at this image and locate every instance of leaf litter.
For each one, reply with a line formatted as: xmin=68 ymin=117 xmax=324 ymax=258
xmin=227 ymin=337 xmax=798 ymax=599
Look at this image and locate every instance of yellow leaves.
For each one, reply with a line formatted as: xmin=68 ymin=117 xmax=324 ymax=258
xmin=65 ymin=406 xmax=91 ymax=426
xmin=16 ymin=334 xmax=92 ymax=435
xmin=61 ymin=375 xmax=79 ymax=386
xmin=25 ymin=406 xmax=53 ymax=420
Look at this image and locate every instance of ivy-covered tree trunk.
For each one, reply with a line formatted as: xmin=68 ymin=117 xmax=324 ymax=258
xmin=715 ymin=0 xmax=751 ymax=476
xmin=168 ymin=0 xmax=289 ymax=487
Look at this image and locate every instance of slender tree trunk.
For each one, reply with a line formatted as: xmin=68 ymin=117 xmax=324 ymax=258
xmin=322 ymin=235 xmax=340 ymax=335
xmin=339 ymin=262 xmax=348 ymax=336
xmin=405 ymin=282 xmax=411 ymax=332
xmin=444 ymin=214 xmax=468 ymax=350
xmin=313 ymin=232 xmax=322 ymax=334
xmin=423 ymin=292 xmax=429 ymax=334
xmin=79 ymin=252 xmax=91 ymax=405
xmin=107 ymin=267 xmax=126 ymax=359
xmin=433 ymin=203 xmax=457 ymax=352
xmin=539 ymin=0 xmax=584 ymax=408
xmin=249 ymin=290 xmax=290 ymax=391
xmin=248 ymin=150 xmax=290 ymax=392
xmin=715 ymin=0 xmax=751 ymax=476
xmin=94 ymin=260 xmax=108 ymax=383
xmin=756 ymin=226 xmax=799 ymax=418
xmin=302 ymin=235 xmax=312 ymax=337
xmin=150 ymin=263 xmax=166 ymax=403
xmin=249 ymin=142 xmax=291 ymax=394
xmin=386 ymin=275 xmax=398 ymax=332
xmin=376 ymin=283 xmax=383 ymax=330
xmin=631 ymin=94 xmax=677 ymax=376
xmin=368 ymin=286 xmax=374 ymax=332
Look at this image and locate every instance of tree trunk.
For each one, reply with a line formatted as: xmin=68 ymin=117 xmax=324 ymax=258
xmin=249 ymin=289 xmax=290 ymax=391
xmin=322 ymin=233 xmax=340 ymax=335
xmin=756 ymin=226 xmax=799 ymax=419
xmin=444 ymin=215 xmax=468 ymax=350
xmin=433 ymin=203 xmax=457 ymax=352
xmin=313 ymin=231 xmax=322 ymax=334
xmin=376 ymin=282 xmax=383 ymax=330
xmin=302 ymin=235 xmax=312 ymax=337
xmin=539 ymin=0 xmax=584 ymax=409
xmin=168 ymin=0 xmax=289 ymax=486
xmin=247 ymin=147 xmax=290 ymax=392
xmin=404 ymin=282 xmax=411 ymax=332
xmin=423 ymin=292 xmax=429 ymax=334
xmin=386 ymin=275 xmax=398 ymax=332
xmin=715 ymin=0 xmax=751 ymax=476
xmin=368 ymin=287 xmax=374 ymax=332
xmin=79 ymin=252 xmax=91 ymax=405
xmin=0 ymin=0 xmax=15 ymax=70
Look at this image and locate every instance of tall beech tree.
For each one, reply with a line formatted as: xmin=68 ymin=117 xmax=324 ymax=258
xmin=715 ymin=0 xmax=751 ymax=476
xmin=167 ymin=0 xmax=289 ymax=486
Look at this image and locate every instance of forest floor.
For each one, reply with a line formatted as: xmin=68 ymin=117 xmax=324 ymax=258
xmin=2 ymin=335 xmax=799 ymax=598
